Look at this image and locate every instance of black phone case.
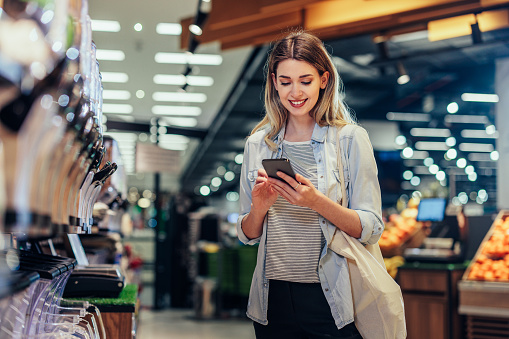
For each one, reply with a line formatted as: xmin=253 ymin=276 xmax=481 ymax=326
xmin=262 ymin=158 xmax=296 ymax=179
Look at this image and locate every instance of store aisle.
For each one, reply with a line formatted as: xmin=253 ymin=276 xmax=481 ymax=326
xmin=137 ymin=309 xmax=256 ymax=339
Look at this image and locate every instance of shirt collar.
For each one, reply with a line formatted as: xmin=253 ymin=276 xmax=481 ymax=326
xmin=272 ymin=122 xmax=328 ymax=144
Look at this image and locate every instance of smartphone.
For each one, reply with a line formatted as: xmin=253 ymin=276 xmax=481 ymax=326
xmin=262 ymin=158 xmax=296 ymax=179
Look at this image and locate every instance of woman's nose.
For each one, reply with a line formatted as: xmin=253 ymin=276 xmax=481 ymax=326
xmin=291 ymin=85 xmax=303 ymax=97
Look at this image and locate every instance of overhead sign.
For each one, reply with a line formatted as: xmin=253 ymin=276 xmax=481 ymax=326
xmin=135 ymin=143 xmax=180 ymax=173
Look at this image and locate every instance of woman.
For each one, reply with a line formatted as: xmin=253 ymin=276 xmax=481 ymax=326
xmin=236 ymin=31 xmax=384 ymax=338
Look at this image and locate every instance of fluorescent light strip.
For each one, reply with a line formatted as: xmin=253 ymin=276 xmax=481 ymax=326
xmin=461 ymin=93 xmax=499 ymax=103
xmin=408 ymin=150 xmax=430 ymax=159
xmin=154 ymin=52 xmax=223 ymax=65
xmin=100 ymin=72 xmax=129 ymax=83
xmin=91 ymin=19 xmax=121 ymax=32
xmin=159 ymin=143 xmax=188 ymax=151
xmin=108 ymin=115 xmax=136 ymax=122
xmin=390 ymin=30 xmax=428 ymax=43
xmin=102 ymin=103 xmax=133 ymax=114
xmin=156 ymin=23 xmax=182 ymax=35
xmin=414 ymin=141 xmax=448 ymax=151
xmin=102 ymin=90 xmax=131 ymax=100
xmin=410 ymin=128 xmax=450 ymax=137
xmin=104 ymin=132 xmax=137 ymax=142
xmin=460 ymin=129 xmax=499 ymax=139
xmin=158 ymin=134 xmax=190 ymax=143
xmin=153 ymin=74 xmax=214 ymax=87
xmin=161 ymin=117 xmax=197 ymax=127
xmin=153 ymin=92 xmax=206 ymax=103
xmin=152 ymin=105 xmax=201 ymax=116
xmin=96 ymin=49 xmax=125 ymax=61
xmin=412 ymin=166 xmax=434 ymax=175
xmin=444 ymin=115 xmax=489 ymax=124
xmin=386 ymin=112 xmax=431 ymax=122
xmin=468 ymin=153 xmax=493 ymax=162
xmin=459 ymin=143 xmax=494 ymax=152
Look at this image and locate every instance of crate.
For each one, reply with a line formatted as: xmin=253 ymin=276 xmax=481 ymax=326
xmin=466 ymin=315 xmax=509 ymax=339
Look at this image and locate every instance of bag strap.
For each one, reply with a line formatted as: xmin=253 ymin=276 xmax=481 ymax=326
xmin=328 ymin=125 xmax=348 ymax=246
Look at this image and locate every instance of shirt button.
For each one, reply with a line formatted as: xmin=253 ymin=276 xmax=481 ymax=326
xmin=322 ymin=220 xmax=326 ymax=224
xmin=325 ymin=288 xmax=329 ymax=292
xmin=319 ymin=265 xmax=323 ymax=269
xmin=263 ymin=283 xmax=268 ymax=287
xmin=318 ymin=159 xmax=322 ymax=163
xmin=320 ymin=175 xmax=323 ymax=178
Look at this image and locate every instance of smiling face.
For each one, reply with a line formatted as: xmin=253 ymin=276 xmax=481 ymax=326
xmin=272 ymin=59 xmax=329 ymax=121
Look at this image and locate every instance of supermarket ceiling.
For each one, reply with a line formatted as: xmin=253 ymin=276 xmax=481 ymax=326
xmin=88 ymin=0 xmax=509 ymax=197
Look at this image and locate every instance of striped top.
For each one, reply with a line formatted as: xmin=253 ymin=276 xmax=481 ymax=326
xmin=265 ymin=140 xmax=325 ymax=283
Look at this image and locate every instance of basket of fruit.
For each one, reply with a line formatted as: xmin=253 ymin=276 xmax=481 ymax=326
xmin=379 ymin=206 xmax=427 ymax=258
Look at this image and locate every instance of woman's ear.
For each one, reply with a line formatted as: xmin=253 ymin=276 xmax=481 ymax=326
xmin=320 ymin=71 xmax=330 ymax=89
xmin=271 ymin=72 xmax=278 ymax=90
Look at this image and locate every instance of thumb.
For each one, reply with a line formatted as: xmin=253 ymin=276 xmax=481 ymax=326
xmin=295 ymin=173 xmax=310 ymax=185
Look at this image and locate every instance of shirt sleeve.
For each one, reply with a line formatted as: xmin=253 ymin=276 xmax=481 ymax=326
xmin=236 ymin=139 xmax=262 ymax=245
xmin=347 ymin=127 xmax=384 ymax=245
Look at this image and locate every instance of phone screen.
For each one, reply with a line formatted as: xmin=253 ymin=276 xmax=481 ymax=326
xmin=262 ymin=158 xmax=296 ymax=179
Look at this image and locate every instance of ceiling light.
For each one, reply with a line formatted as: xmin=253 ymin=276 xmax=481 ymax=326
xmin=153 ymin=74 xmax=214 ymax=87
xmin=468 ymin=153 xmax=492 ymax=162
xmin=156 ymin=23 xmax=182 ymax=35
xmin=396 ymin=62 xmax=410 ymax=85
xmin=102 ymin=90 xmax=131 ymax=100
xmin=158 ymin=143 xmax=188 ymax=151
xmin=91 ymin=19 xmax=121 ymax=32
xmin=461 ymin=93 xmax=499 ymax=103
xmin=461 ymin=129 xmax=498 ymax=139
xmin=424 ymin=158 xmax=434 ymax=167
xmin=414 ymin=141 xmax=448 ymax=151
xmin=153 ymin=92 xmax=206 ymax=103
xmin=217 ymin=166 xmax=226 ymax=175
xmin=456 ymin=158 xmax=467 ymax=168
xmin=459 ymin=143 xmax=494 ymax=152
xmin=134 ymin=23 xmax=143 ymax=32
xmin=446 ymin=149 xmax=457 ymax=160
xmin=401 ymin=147 xmax=413 ymax=158
xmin=403 ymin=170 xmax=413 ymax=180
xmin=100 ymin=72 xmax=129 ymax=83
xmin=136 ymin=90 xmax=145 ymax=99
xmin=226 ymin=192 xmax=239 ymax=202
xmin=102 ymin=104 xmax=133 ymax=114
xmin=408 ymin=151 xmax=429 ymax=159
xmin=445 ymin=137 xmax=456 ymax=147
xmin=478 ymin=189 xmax=487 ymax=200
xmin=390 ymin=30 xmax=428 ymax=43
xmin=386 ymin=112 xmax=431 ymax=122
xmin=158 ymin=134 xmax=190 ymax=143
xmin=96 ymin=49 xmax=125 ymax=61
xmin=395 ymin=135 xmax=406 ymax=146
xmin=435 ymin=171 xmax=446 ymax=181
xmin=490 ymin=150 xmax=500 ymax=161
xmin=200 ymin=186 xmax=211 ymax=196
xmin=410 ymin=128 xmax=450 ymax=137
xmin=444 ymin=115 xmax=489 ymax=124
xmin=151 ymin=105 xmax=202 ymax=116
xmin=429 ymin=164 xmax=439 ymax=174
xmin=104 ymin=132 xmax=137 ymax=142
xmin=162 ymin=117 xmax=198 ymax=127
xmin=189 ymin=24 xmax=203 ymax=35
xmin=235 ymin=154 xmax=243 ymax=164
xmin=447 ymin=102 xmax=459 ymax=114
xmin=465 ymin=165 xmax=475 ymax=174
xmin=410 ymin=177 xmax=420 ymax=186
xmin=224 ymin=171 xmax=235 ymax=181
xmin=154 ymin=52 xmax=222 ymax=65
xmin=468 ymin=172 xmax=478 ymax=182
xmin=211 ymin=177 xmax=222 ymax=187
xmin=485 ymin=125 xmax=496 ymax=135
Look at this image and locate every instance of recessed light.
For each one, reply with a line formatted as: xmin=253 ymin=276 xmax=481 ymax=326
xmin=155 ymin=52 xmax=222 ymax=65
xmin=151 ymin=105 xmax=202 ymax=116
xmin=100 ymin=72 xmax=129 ymax=83
xmin=102 ymin=103 xmax=133 ymax=114
xmin=102 ymin=90 xmax=131 ymax=100
xmin=152 ymin=92 xmax=206 ymax=103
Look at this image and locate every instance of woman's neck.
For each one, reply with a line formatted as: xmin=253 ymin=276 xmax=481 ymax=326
xmin=284 ymin=116 xmax=315 ymax=142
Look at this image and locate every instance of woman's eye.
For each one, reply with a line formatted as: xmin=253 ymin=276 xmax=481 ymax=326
xmin=280 ymin=82 xmax=291 ymax=86
xmin=302 ymin=81 xmax=311 ymax=85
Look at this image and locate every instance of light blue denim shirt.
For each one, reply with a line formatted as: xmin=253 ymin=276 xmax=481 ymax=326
xmin=236 ymin=122 xmax=384 ymax=329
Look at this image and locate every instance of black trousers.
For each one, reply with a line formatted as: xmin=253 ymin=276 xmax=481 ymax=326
xmin=253 ymin=280 xmax=362 ymax=339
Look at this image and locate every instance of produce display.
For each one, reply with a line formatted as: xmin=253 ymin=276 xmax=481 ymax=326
xmin=379 ymin=199 xmax=426 ymax=257
xmin=466 ymin=214 xmax=509 ymax=282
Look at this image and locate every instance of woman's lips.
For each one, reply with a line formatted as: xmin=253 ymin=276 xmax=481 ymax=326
xmin=289 ymin=99 xmax=307 ymax=108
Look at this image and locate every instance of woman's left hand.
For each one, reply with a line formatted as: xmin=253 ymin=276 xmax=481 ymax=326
xmin=267 ymin=172 xmax=323 ymax=210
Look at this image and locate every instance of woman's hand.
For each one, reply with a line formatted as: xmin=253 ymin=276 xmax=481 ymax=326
xmin=252 ymin=168 xmax=279 ymax=212
xmin=267 ymin=172 xmax=323 ymax=210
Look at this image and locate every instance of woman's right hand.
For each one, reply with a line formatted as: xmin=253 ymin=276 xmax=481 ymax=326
xmin=251 ymin=168 xmax=278 ymax=212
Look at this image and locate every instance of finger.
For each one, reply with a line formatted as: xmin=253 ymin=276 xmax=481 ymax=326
xmin=276 ymin=171 xmax=300 ymax=187
xmin=258 ymin=168 xmax=268 ymax=178
xmin=270 ymin=184 xmax=295 ymax=203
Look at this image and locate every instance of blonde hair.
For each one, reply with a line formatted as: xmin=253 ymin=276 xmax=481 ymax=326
xmin=251 ymin=31 xmax=355 ymax=150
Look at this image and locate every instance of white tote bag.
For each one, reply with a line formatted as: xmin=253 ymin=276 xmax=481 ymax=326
xmin=329 ymin=125 xmax=407 ymax=339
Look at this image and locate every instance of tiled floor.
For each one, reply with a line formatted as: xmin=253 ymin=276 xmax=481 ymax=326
xmin=137 ymin=309 xmax=256 ymax=339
